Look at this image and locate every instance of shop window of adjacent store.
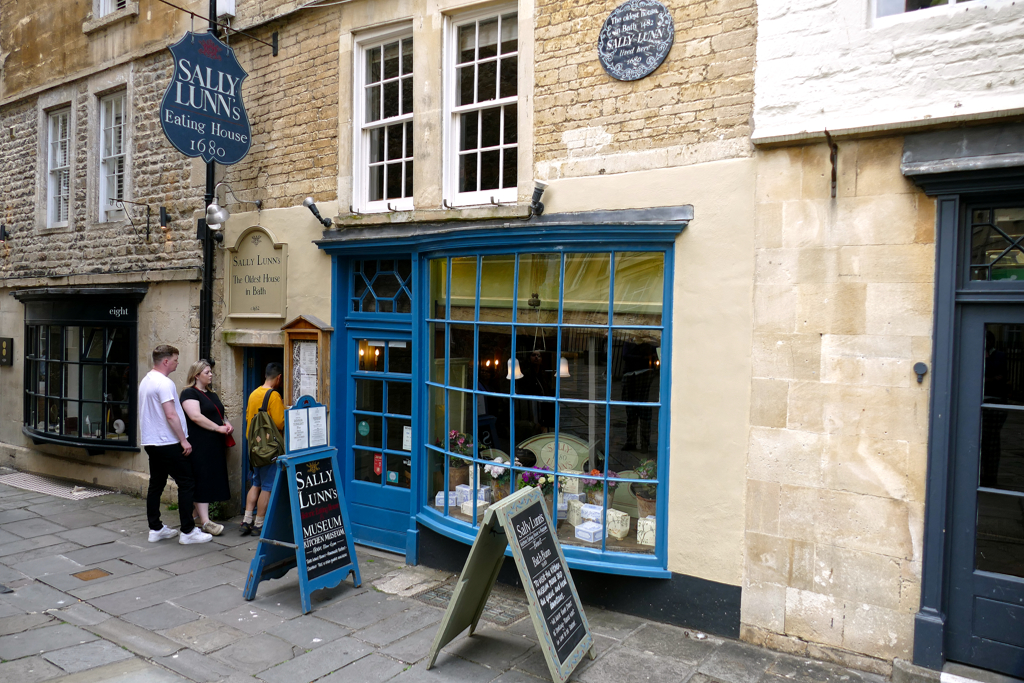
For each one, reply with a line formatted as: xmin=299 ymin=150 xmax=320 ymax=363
xmin=426 ymin=252 xmax=666 ymax=557
xmin=356 ymin=32 xmax=414 ymax=212
xmin=24 ymin=325 xmax=135 ymax=446
xmin=966 ymin=206 xmax=1024 ymax=282
xmin=446 ymin=9 xmax=518 ymax=206
xmin=99 ymin=92 xmax=126 ymax=221
xmin=352 ymin=258 xmax=413 ymax=313
xmin=47 ymin=108 xmax=72 ymax=228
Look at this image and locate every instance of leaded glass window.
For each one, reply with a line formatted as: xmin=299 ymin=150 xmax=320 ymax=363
xmin=968 ymin=207 xmax=1024 ymax=282
xmin=352 ymin=258 xmax=413 ymax=313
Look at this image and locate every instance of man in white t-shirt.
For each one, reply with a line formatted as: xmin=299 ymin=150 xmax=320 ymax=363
xmin=139 ymin=345 xmax=212 ymax=545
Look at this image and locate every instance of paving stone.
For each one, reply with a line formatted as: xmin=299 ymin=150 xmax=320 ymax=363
xmin=581 ymin=608 xmax=647 ymax=641
xmin=0 ymin=623 xmax=99 ymax=660
xmin=4 ymin=542 xmax=85 ymax=565
xmin=265 ymin=614 xmax=349 ymax=650
xmin=157 ymin=647 xmax=240 ymax=682
xmin=1 ymin=518 xmax=68 ymax=538
xmin=380 ymin=624 xmax=440 ymax=664
xmin=492 ymin=671 xmax=552 ymax=683
xmin=171 ymin=584 xmax=246 ymax=616
xmin=88 ymin=504 xmax=148 ymax=519
xmin=67 ymin=568 xmax=171 ymax=601
xmin=316 ymin=590 xmax=411 ymax=629
xmin=0 ymin=655 xmax=66 ymax=683
xmin=0 ymin=612 xmax=58 ymax=637
xmin=42 ymin=639 xmax=135 ymax=673
xmin=212 ymin=633 xmax=295 ymax=674
xmin=12 ymin=555 xmax=84 ymax=579
xmin=26 ymin=501 xmax=101 ymax=516
xmin=577 ymin=643 xmax=690 ymax=683
xmin=46 ymin=602 xmax=112 ymax=627
xmin=0 ymin=528 xmax=23 ymax=544
xmin=39 ymin=558 xmax=143 ymax=593
xmin=0 ymin=581 xmax=76 ymax=612
xmin=62 ymin=541 xmax=144 ymax=566
xmin=255 ymin=636 xmax=374 ymax=683
xmin=317 ymin=652 xmax=408 ymax=683
xmin=0 ymin=535 xmax=69 ymax=559
xmin=696 ymin=640 xmax=779 ymax=683
xmin=97 ymin=516 xmax=151 ymax=534
xmin=390 ymin=652 xmax=501 ymax=682
xmin=764 ymin=651 xmax=887 ymax=683
xmin=161 ymin=616 xmax=249 ymax=654
xmin=356 ymin=604 xmax=443 ymax=646
xmin=211 ymin=604 xmax=286 ymax=635
xmin=56 ymin=527 xmax=125 ymax=547
xmin=122 ymin=602 xmax=201 ymax=631
xmin=90 ymin=565 xmax=242 ymax=615
xmin=85 ymin=617 xmax=182 ymax=657
xmin=621 ymin=623 xmax=723 ymax=666
xmin=224 ymin=544 xmax=259 ymax=562
xmin=210 ymin=531 xmax=256 ymax=547
xmin=0 ymin=599 xmax=23 ymax=618
xmin=0 ymin=509 xmax=39 ymax=524
xmin=128 ymin=541 xmax=223 ymax=570
xmin=160 ymin=550 xmax=233 ymax=575
xmin=47 ymin=510 xmax=117 ymax=530
xmin=0 ymin=561 xmax=30 ymax=585
xmin=441 ymin=626 xmax=535 ymax=670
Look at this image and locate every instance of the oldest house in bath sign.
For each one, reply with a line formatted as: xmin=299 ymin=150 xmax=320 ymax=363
xmin=160 ymin=32 xmax=252 ymax=165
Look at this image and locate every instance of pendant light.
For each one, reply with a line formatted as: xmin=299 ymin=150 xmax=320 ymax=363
xmin=507 ymin=358 xmax=523 ymax=380
xmin=559 ymin=356 xmax=571 ymax=378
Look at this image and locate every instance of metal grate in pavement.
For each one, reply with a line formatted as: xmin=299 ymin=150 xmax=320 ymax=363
xmin=0 ymin=472 xmax=111 ymax=500
xmin=413 ymin=578 xmax=530 ymax=626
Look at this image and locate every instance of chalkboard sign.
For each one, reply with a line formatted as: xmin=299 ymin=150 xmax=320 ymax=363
xmin=242 ymin=443 xmax=360 ymax=613
xmin=509 ymin=501 xmax=586 ymax=664
xmin=597 ymin=0 xmax=675 ymax=81
xmin=426 ymin=487 xmax=594 ymax=683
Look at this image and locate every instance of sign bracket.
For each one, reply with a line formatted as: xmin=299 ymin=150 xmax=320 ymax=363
xmin=153 ymin=0 xmax=280 ymax=56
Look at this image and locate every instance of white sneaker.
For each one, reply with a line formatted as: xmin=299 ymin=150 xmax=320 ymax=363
xmin=148 ymin=526 xmax=179 ymax=542
xmin=179 ymin=527 xmax=214 ymax=544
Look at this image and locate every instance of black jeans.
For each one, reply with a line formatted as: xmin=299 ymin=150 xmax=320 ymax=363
xmin=145 ymin=443 xmax=196 ymax=534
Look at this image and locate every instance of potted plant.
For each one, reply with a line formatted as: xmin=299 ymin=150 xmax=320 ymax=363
xmin=446 ymin=429 xmax=474 ymax=488
xmin=631 ymin=459 xmax=657 ymax=518
xmin=484 ymin=455 xmax=519 ymax=501
xmin=518 ymin=467 xmax=558 ymax=520
xmin=582 ymin=470 xmax=619 ymax=506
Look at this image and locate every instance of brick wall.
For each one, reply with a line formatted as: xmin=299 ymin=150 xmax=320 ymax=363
xmin=534 ymin=0 xmax=755 ymax=178
xmin=742 ymin=138 xmax=934 ymax=669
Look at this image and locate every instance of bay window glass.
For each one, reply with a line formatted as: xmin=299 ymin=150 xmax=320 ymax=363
xmin=426 ymin=252 xmax=665 ymax=556
xmin=48 ymin=109 xmax=71 ymax=227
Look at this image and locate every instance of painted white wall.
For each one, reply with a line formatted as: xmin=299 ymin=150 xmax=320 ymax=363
xmin=753 ymin=0 xmax=1024 ymax=141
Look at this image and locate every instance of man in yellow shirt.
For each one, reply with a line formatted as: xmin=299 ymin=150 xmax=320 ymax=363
xmin=241 ymin=362 xmax=285 ymax=535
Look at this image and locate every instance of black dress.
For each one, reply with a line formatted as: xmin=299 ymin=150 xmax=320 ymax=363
xmin=180 ymin=387 xmax=231 ymax=503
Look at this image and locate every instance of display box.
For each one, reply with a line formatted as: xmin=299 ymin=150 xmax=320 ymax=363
xmin=455 ymin=484 xmax=473 ymax=506
xmin=580 ymin=503 xmax=603 ymax=523
xmin=637 ymin=516 xmax=656 ymax=546
xmin=460 ymin=500 xmax=489 ymax=517
xmin=567 ymin=499 xmax=584 ymax=526
xmin=574 ymin=521 xmax=605 ymax=543
xmin=561 ymin=470 xmax=583 ymax=494
xmin=477 ymin=485 xmax=492 ymax=503
xmin=434 ymin=491 xmax=458 ymax=507
xmin=562 ymin=492 xmax=586 ymax=504
xmin=606 ymin=508 xmax=630 ymax=540
xmin=556 ymin=500 xmax=568 ymax=520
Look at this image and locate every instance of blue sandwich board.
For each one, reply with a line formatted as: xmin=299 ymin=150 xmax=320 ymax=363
xmin=243 ymin=397 xmax=360 ymax=613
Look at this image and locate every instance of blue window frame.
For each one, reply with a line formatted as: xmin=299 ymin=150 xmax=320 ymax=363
xmin=319 ymin=213 xmax=687 ymax=577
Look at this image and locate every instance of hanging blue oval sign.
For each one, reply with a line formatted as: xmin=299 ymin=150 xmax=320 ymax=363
xmin=160 ymin=32 xmax=252 ymax=166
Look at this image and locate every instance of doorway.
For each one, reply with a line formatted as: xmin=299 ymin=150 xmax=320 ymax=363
xmin=946 ymin=306 xmax=1024 ymax=676
xmin=241 ymin=347 xmax=284 ymax=511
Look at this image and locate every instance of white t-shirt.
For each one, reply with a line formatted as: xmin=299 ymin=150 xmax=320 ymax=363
xmin=138 ymin=370 xmax=188 ymax=446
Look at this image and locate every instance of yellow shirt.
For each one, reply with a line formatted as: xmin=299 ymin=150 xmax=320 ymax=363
xmin=246 ymin=386 xmax=285 ymax=435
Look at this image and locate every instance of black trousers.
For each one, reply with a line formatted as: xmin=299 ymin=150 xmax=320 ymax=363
xmin=145 ymin=443 xmax=196 ymax=534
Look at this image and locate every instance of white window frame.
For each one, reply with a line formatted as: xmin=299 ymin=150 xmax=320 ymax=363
xmin=353 ymin=26 xmax=415 ymax=213
xmin=443 ymin=6 xmax=519 ymax=208
xmin=47 ymin=109 xmax=72 ymax=229
xmin=99 ymin=92 xmax=127 ymax=222
xmin=97 ymin=0 xmax=128 ymax=18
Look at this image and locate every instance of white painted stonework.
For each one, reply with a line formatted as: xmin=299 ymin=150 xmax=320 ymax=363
xmin=753 ymin=0 xmax=1024 ymax=140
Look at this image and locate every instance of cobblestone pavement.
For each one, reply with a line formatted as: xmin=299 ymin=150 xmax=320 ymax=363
xmin=0 ymin=478 xmax=898 ymax=683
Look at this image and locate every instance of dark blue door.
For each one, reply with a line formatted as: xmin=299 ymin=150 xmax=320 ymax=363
xmin=345 ymin=333 xmax=414 ymax=554
xmin=947 ymin=305 xmax=1024 ymax=677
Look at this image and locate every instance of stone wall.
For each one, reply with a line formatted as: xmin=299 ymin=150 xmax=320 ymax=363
xmin=741 ymin=137 xmax=934 ymax=670
xmin=534 ymin=0 xmax=755 ymax=179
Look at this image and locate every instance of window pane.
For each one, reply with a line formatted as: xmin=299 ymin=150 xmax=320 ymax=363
xmin=976 ymin=490 xmax=1024 ymax=577
xmin=564 ymin=253 xmax=610 ymax=325
xmin=458 ymin=24 xmax=476 ymax=64
xmin=366 ymin=85 xmax=381 ymax=123
xmin=480 ymin=150 xmax=500 ymax=190
xmin=515 ymin=329 xmax=558 ymax=398
xmin=500 ymin=55 xmax=517 ymax=98
xmin=388 ymin=381 xmax=412 ymax=416
xmin=481 ymin=107 xmax=501 ymax=148
xmin=383 ymin=41 xmax=400 ymax=79
xmin=383 ymin=81 xmax=399 ymax=118
xmin=386 ymin=124 xmax=403 ymax=160
xmin=389 ymin=340 xmax=412 ymax=374
xmin=354 ymin=448 xmax=380 ymax=483
xmin=357 ymin=339 xmax=386 ymax=372
xmin=108 ymin=328 xmax=129 ymax=362
xmin=107 ymin=365 xmax=130 ymax=403
xmin=460 ymin=111 xmax=478 ymax=151
xmin=405 ymin=161 xmax=414 ymax=198
xmin=370 ymin=127 xmax=384 ymax=163
xmin=429 ymin=385 xmax=445 ymax=447
xmin=502 ymin=148 xmax=516 ymax=189
xmin=503 ymin=104 xmax=517 ymax=144
xmin=356 ymin=379 xmax=383 ymax=412
xmin=970 ymin=207 xmax=1024 ymax=281
xmin=50 ymin=326 xmax=63 ymax=360
xmin=83 ymin=402 xmax=102 ymax=438
xmin=557 ymin=402 xmax=606 ymax=473
xmin=430 ymin=258 xmax=447 ymax=319
xmin=448 ymin=389 xmax=473 ymax=442
xmin=387 ymin=416 xmax=412 ymax=451
xmin=369 ymin=165 xmax=384 ymax=202
xmin=63 ymin=399 xmax=80 ymax=436
xmin=355 ymin=414 xmax=383 ymax=448
xmin=478 ymin=18 xmax=498 ymax=59
xmin=367 ymin=46 xmax=382 ymax=83
xmin=559 ymin=327 xmax=608 ymax=400
xmin=614 ymin=252 xmax=664 ymax=326
xmin=386 ymin=163 xmax=403 ymax=199
xmin=451 ymin=256 xmax=477 ymax=321
xmin=480 ymin=254 xmax=515 ymax=322
xmin=458 ymin=65 xmax=475 ymax=106
xmin=402 ymin=38 xmax=413 ymax=74
xmin=460 ymin=153 xmax=478 ymax=193
xmin=450 ymin=324 xmax=475 ymax=390
xmin=500 ymin=13 xmax=518 ymax=53
xmin=402 ymin=76 xmax=413 ymax=115
xmin=609 ymin=405 xmax=660 ymax=472
xmin=477 ymin=60 xmax=497 ymax=103
xmin=517 ymin=254 xmax=561 ymax=323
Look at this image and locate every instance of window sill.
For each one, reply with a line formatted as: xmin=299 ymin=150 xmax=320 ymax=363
xmin=335 ymin=204 xmax=530 ymax=228
xmin=23 ymin=426 xmax=138 ymax=456
xmin=83 ymin=2 xmax=139 ymax=35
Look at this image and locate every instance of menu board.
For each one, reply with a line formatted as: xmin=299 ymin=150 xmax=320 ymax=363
xmin=295 ymin=456 xmax=350 ymax=581
xmin=509 ymin=501 xmax=586 ymax=664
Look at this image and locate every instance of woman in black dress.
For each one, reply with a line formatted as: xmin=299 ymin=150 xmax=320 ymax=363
xmin=181 ymin=360 xmax=233 ymax=536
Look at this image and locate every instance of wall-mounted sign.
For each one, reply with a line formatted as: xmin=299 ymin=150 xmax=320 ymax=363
xmin=227 ymin=226 xmax=287 ymax=318
xmin=597 ymin=0 xmax=674 ymax=81
xmin=160 ymin=32 xmax=252 ymax=165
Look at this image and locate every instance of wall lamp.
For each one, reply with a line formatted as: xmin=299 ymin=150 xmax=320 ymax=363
xmin=529 ymin=180 xmax=548 ymax=218
xmin=0 ymin=224 xmax=8 ymax=242
xmin=303 ymin=197 xmax=332 ymax=227
xmin=205 ymin=182 xmax=263 ymax=237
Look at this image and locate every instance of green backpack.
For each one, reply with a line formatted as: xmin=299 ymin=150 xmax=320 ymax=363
xmin=247 ymin=390 xmax=284 ymax=468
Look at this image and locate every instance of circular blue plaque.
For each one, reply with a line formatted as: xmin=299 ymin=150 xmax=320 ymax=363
xmin=597 ymin=0 xmax=675 ymax=82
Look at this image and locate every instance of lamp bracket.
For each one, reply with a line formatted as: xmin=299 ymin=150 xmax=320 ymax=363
xmin=114 ymin=199 xmax=152 ymax=240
